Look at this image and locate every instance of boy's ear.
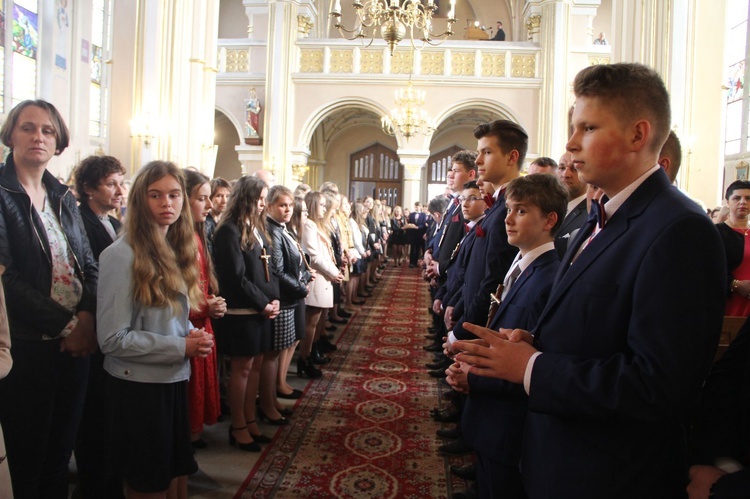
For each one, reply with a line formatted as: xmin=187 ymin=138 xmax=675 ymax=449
xmin=507 ymin=149 xmax=520 ymax=165
xmin=630 ymin=119 xmax=652 ymax=152
xmin=544 ymin=211 xmax=558 ymax=232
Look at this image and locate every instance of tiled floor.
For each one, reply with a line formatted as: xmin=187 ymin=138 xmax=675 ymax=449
xmin=188 ymin=375 xmax=310 ymax=498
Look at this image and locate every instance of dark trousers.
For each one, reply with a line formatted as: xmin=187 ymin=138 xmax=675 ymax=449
xmin=0 ymin=338 xmax=89 ymax=499
xmin=409 ymin=235 xmax=422 ymax=265
xmin=476 ymin=453 xmax=526 ymax=499
xmin=75 ymin=350 xmax=125 ymax=499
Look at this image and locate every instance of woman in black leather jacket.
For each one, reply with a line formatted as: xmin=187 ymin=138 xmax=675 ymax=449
xmin=265 ymin=185 xmax=313 ymax=399
xmin=0 ymin=99 xmax=98 ymax=498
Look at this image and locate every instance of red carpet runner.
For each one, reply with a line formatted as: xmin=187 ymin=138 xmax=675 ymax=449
xmin=238 ymin=264 xmax=469 ymax=498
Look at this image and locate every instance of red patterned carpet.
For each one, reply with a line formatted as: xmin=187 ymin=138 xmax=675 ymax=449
xmin=238 ymin=264 xmax=471 ymax=498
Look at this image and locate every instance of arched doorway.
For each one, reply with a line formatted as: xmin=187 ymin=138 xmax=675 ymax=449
xmin=214 ymin=109 xmax=242 ymax=180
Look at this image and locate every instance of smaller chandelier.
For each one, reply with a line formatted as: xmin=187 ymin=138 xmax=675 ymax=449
xmin=331 ymin=0 xmax=457 ymax=55
xmin=381 ymin=81 xmax=435 ymax=140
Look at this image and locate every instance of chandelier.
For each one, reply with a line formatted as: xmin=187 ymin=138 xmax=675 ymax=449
xmin=331 ymin=0 xmax=458 ymax=55
xmin=381 ymin=81 xmax=435 ymax=140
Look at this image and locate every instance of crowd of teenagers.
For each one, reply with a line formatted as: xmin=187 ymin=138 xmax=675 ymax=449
xmin=411 ymin=63 xmax=747 ymax=499
xmin=0 ymin=61 xmax=749 ymax=499
xmin=0 ymin=98 xmax=414 ymax=499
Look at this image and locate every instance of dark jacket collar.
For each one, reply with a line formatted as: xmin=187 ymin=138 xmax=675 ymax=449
xmin=0 ymin=152 xmax=70 ymax=198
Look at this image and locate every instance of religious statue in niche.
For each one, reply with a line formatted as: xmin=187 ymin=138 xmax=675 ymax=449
xmin=245 ymin=88 xmax=262 ymax=139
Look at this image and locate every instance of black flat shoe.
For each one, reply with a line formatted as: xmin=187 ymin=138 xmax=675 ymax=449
xmin=228 ymin=426 xmax=261 ymax=452
xmin=450 ymin=463 xmax=477 ymax=481
xmin=357 ymin=293 xmax=372 ymax=298
xmin=278 ymin=407 xmax=294 ymax=417
xmin=257 ymin=407 xmax=290 ymax=426
xmin=352 ymin=300 xmax=366 ymax=305
xmin=317 ymin=338 xmax=338 ymax=353
xmin=325 ymin=325 xmax=337 ymax=332
xmin=311 ymin=347 xmax=331 ymax=365
xmin=277 ymin=388 xmax=303 ymax=400
xmin=296 ymin=356 xmax=322 ymax=378
xmin=329 ymin=317 xmax=348 ymax=324
xmin=338 ymin=310 xmax=352 ymax=318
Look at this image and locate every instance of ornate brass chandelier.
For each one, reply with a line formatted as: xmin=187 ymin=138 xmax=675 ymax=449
xmin=381 ymin=81 xmax=435 ymax=140
xmin=331 ymin=0 xmax=458 ymax=55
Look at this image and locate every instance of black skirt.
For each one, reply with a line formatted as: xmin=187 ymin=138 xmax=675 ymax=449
xmin=106 ymin=375 xmax=197 ymax=493
xmin=214 ymin=313 xmax=273 ymax=357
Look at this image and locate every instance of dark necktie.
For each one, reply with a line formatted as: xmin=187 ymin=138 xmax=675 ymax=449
xmin=560 ymin=196 xmax=609 ymax=273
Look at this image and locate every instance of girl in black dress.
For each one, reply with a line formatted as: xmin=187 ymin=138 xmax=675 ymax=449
xmin=213 ymin=176 xmax=280 ymax=451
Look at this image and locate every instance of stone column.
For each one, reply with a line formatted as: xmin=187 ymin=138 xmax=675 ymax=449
xmin=526 ymin=0 xmax=571 ymax=158
xmin=399 ymin=149 xmax=430 ymax=208
xmin=130 ymin=0 xmax=219 ymax=172
xmin=262 ymin=0 xmax=301 ymax=186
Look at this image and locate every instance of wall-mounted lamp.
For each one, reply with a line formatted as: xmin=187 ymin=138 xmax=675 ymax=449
xmin=130 ymin=114 xmax=159 ymax=146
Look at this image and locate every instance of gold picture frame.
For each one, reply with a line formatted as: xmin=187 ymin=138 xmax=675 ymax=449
xmin=737 ymin=161 xmax=749 ymax=181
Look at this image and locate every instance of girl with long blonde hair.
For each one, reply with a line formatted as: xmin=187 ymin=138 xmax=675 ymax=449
xmin=299 ymin=191 xmax=343 ymax=377
xmin=97 ymin=161 xmax=213 ymax=498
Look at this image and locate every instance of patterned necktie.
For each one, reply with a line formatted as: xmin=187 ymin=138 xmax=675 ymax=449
xmin=486 ymin=264 xmax=522 ymax=327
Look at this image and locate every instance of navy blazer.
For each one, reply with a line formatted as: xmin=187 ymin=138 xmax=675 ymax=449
xmin=436 ymin=222 xmax=480 ymax=306
xmin=554 ymin=198 xmax=587 ymax=260
xmin=462 ymin=249 xmax=559 ymax=463
xmin=523 ymin=169 xmax=726 ymax=498
xmin=452 ymin=193 xmax=518 ymax=340
xmin=436 ymin=208 xmax=466 ymax=282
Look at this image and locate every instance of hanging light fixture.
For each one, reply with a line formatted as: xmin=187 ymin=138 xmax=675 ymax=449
xmin=381 ymin=80 xmax=435 ymax=140
xmin=331 ymin=0 xmax=458 ymax=55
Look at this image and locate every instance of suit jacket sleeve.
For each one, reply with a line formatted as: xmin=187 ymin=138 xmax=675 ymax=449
xmin=529 ymin=215 xmax=726 ymax=421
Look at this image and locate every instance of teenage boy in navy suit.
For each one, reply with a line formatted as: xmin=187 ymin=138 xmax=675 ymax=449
xmin=449 ymin=120 xmax=522 ymax=343
xmin=447 ymin=174 xmax=566 ymax=498
xmin=453 ymin=63 xmax=726 ymax=498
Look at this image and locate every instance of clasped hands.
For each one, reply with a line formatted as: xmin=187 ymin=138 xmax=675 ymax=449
xmin=186 ymin=327 xmax=214 ymax=358
xmin=207 ymin=294 xmax=227 ymax=319
xmin=444 ymin=322 xmax=539 ymax=386
xmin=262 ymin=299 xmax=281 ymax=319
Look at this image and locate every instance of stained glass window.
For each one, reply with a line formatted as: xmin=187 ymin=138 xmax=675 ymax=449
xmin=725 ymin=0 xmax=750 ymax=157
xmin=11 ymin=1 xmax=37 ymax=107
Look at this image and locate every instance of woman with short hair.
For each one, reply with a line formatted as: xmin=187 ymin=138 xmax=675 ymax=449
xmin=0 ymin=99 xmax=98 ymax=498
